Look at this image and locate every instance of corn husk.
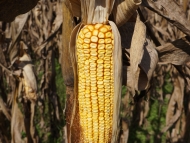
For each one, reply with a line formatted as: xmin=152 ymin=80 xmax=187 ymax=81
xmin=68 ymin=0 xmax=122 ymax=142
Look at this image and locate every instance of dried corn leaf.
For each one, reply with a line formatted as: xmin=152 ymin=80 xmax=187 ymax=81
xmin=157 ymin=36 xmax=190 ymax=65
xmin=162 ymin=70 xmax=184 ymax=133
xmin=8 ymin=13 xmax=29 ymax=62
xmin=128 ymin=15 xmax=146 ymax=94
xmin=142 ymin=0 xmax=190 ymax=36
xmin=112 ymin=0 xmax=141 ymax=27
xmin=35 ymin=2 xmax=63 ymax=55
xmin=0 ymin=97 xmax=11 ymax=120
xmin=138 ymin=36 xmax=158 ymax=90
xmin=11 ymin=84 xmax=26 ymax=143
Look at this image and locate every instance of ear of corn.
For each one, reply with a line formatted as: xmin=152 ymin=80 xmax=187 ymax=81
xmin=76 ymin=24 xmax=114 ymax=142
xmin=68 ymin=1 xmax=122 ymax=142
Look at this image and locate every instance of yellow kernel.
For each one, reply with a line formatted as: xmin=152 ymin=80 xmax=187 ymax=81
xmin=90 ymin=43 xmax=97 ymax=48
xmin=104 ymin=60 xmax=111 ymax=64
xmin=97 ymin=59 xmax=103 ymax=64
xmin=83 ymin=43 xmax=90 ymax=49
xmin=104 ymin=25 xmax=111 ymax=31
xmin=78 ymin=31 xmax=85 ymax=39
xmin=104 ymin=76 xmax=111 ymax=80
xmin=104 ymin=64 xmax=110 ymax=68
xmin=90 ymin=56 xmax=98 ymax=60
xmin=82 ymin=28 xmax=89 ymax=34
xmin=95 ymin=23 xmax=103 ymax=29
xmin=85 ymin=32 xmax=92 ymax=38
xmin=104 ymin=56 xmax=110 ymax=60
xmin=105 ymin=38 xmax=112 ymax=44
xmin=87 ymin=25 xmax=94 ymax=31
xmin=100 ymin=27 xmax=108 ymax=33
xmin=105 ymin=32 xmax=112 ymax=38
xmin=77 ymin=38 xmax=83 ymax=44
xmin=105 ymin=44 xmax=113 ymax=50
xmin=90 ymin=49 xmax=97 ymax=52
xmin=98 ymin=49 xmax=106 ymax=54
xmin=98 ymin=44 xmax=105 ymax=50
xmin=91 ymin=36 xmax=98 ymax=42
xmin=106 ymin=50 xmax=112 ymax=54
xmin=98 ymin=32 xmax=104 ymax=38
xmin=93 ymin=29 xmax=99 ymax=36
xmin=104 ymin=72 xmax=110 ymax=76
xmin=91 ymin=51 xmax=98 ymax=56
xmin=84 ymin=38 xmax=91 ymax=43
xmin=97 ymin=81 xmax=103 ymax=85
xmin=98 ymin=39 xmax=105 ymax=44
xmin=111 ymin=33 xmax=114 ymax=39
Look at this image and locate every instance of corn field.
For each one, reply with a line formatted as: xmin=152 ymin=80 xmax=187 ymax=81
xmin=0 ymin=0 xmax=190 ymax=143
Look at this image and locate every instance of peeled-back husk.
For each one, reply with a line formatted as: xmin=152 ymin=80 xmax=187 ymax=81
xmin=69 ymin=21 xmax=122 ymax=142
xmin=80 ymin=0 xmax=115 ymax=24
xmin=112 ymin=0 xmax=141 ymax=27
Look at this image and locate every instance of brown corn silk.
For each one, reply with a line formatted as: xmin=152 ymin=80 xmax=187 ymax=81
xmin=69 ymin=0 xmax=122 ymax=142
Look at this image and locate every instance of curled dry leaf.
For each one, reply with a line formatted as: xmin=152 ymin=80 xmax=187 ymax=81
xmin=113 ymin=0 xmax=141 ymax=27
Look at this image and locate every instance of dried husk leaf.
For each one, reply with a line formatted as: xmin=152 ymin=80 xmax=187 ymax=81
xmin=109 ymin=21 xmax=122 ymax=143
xmin=69 ymin=23 xmax=82 ymax=143
xmin=62 ymin=0 xmax=75 ymax=85
xmin=112 ymin=0 xmax=141 ymax=27
xmin=80 ymin=0 xmax=115 ymax=24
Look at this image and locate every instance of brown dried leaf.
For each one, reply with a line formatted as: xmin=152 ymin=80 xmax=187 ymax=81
xmin=142 ymin=0 xmax=190 ymax=36
xmin=128 ymin=15 xmax=146 ymax=94
xmin=157 ymin=36 xmax=190 ymax=65
xmin=138 ymin=37 xmax=158 ymax=90
xmin=8 ymin=13 xmax=29 ymax=62
xmin=162 ymin=69 xmax=184 ymax=133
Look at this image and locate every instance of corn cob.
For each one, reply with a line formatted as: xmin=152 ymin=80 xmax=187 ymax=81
xmin=76 ymin=23 xmax=114 ymax=143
